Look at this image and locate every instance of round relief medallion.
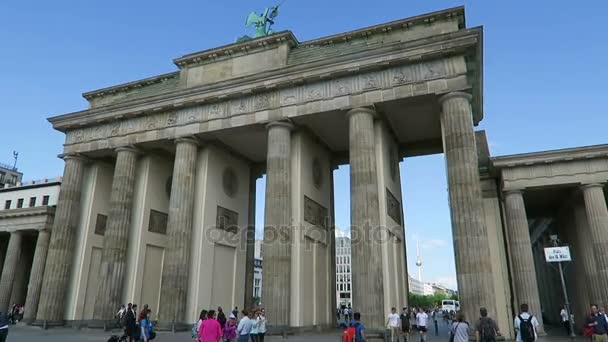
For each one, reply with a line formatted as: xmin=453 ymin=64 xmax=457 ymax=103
xmin=223 ymin=167 xmax=238 ymax=198
xmin=312 ymin=157 xmax=323 ymax=189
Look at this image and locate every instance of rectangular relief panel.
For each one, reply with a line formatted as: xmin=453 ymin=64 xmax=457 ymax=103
xmin=386 ymin=188 xmax=402 ymax=225
xmin=148 ymin=209 xmax=168 ymax=234
xmin=94 ymin=214 xmax=107 ymax=236
xmin=304 ymin=196 xmax=328 ymax=230
xmin=216 ymin=206 xmax=238 ymax=234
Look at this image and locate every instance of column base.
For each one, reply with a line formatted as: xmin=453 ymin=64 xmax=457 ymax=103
xmin=154 ymin=321 xmax=191 ymax=332
xmin=31 ymin=319 xmax=66 ymax=329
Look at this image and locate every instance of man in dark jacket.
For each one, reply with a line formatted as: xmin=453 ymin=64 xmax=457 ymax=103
xmin=218 ymin=307 xmax=227 ymax=328
xmin=123 ymin=303 xmax=137 ymax=342
xmin=587 ymin=304 xmax=608 ymax=342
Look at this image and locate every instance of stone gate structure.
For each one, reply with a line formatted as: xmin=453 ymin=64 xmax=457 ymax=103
xmin=37 ymin=6 xmax=487 ymax=330
xmin=0 ymin=5 xmax=603 ymax=338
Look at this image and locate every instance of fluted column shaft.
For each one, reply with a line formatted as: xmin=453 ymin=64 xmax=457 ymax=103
xmin=93 ymin=147 xmax=139 ymax=320
xmin=262 ymin=121 xmax=293 ymax=327
xmin=504 ymin=190 xmax=544 ymax=332
xmin=36 ymin=154 xmax=87 ymax=322
xmin=0 ymin=232 xmax=22 ymax=311
xmin=439 ymin=92 xmax=496 ymax=319
xmin=158 ymin=137 xmax=198 ymax=325
xmin=581 ymin=183 xmax=608 ymax=307
xmin=23 ymin=229 xmax=51 ymax=321
xmin=347 ymin=107 xmax=384 ymax=330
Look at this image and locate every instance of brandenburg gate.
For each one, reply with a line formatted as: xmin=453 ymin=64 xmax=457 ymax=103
xmin=24 ymin=6 xmax=511 ymax=332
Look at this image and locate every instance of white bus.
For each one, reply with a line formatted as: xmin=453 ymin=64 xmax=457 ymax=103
xmin=441 ymin=299 xmax=460 ymax=313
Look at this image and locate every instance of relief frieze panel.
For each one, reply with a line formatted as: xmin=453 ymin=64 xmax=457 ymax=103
xmin=65 ymin=57 xmax=461 ymax=147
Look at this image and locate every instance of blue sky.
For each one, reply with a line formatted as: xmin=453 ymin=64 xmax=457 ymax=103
xmin=2 ymin=0 xmax=607 ymax=290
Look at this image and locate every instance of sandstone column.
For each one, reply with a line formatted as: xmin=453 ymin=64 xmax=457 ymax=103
xmin=262 ymin=121 xmax=293 ymax=327
xmin=244 ymin=168 xmax=259 ymax=310
xmin=93 ymin=146 xmax=139 ymax=321
xmin=36 ymin=153 xmax=87 ymax=323
xmin=23 ymin=229 xmax=51 ymax=322
xmin=504 ymin=190 xmax=544 ymax=332
xmin=347 ymin=107 xmax=384 ymax=330
xmin=0 ymin=231 xmax=22 ymax=311
xmin=581 ymin=183 xmax=608 ymax=307
xmin=439 ymin=92 xmax=496 ymax=319
xmin=158 ymin=136 xmax=198 ymax=328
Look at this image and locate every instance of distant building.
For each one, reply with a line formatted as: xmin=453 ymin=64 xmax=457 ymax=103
xmin=336 ymin=234 xmax=351 ymax=307
xmin=0 ymin=177 xmax=60 ymax=316
xmin=408 ymin=275 xmax=455 ymax=296
xmin=0 ymin=162 xmax=22 ymax=188
xmin=253 ymin=240 xmax=263 ymax=303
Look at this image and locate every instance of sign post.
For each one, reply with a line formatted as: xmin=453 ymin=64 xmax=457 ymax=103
xmin=546 ymin=235 xmax=576 ymax=340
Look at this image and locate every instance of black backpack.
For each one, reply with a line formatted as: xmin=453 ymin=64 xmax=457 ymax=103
xmin=518 ymin=315 xmax=535 ymax=342
xmin=479 ymin=317 xmax=496 ymax=342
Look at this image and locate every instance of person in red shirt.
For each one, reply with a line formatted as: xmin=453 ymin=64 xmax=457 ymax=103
xmin=199 ymin=310 xmax=223 ymax=342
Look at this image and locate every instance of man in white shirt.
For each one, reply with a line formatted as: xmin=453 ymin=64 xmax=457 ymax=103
xmin=559 ymin=306 xmax=570 ymax=336
xmin=416 ymin=309 xmax=429 ymax=341
xmin=514 ymin=303 xmax=539 ymax=342
xmin=386 ymin=307 xmax=401 ymax=342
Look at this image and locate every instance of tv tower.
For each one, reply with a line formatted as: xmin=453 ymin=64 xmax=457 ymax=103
xmin=416 ymin=239 xmax=422 ymax=282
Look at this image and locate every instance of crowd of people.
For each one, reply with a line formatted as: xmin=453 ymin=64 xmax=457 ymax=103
xmin=192 ymin=307 xmax=267 ymax=342
xmin=114 ymin=303 xmax=155 ymax=342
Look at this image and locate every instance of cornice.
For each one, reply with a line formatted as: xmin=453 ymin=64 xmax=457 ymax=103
xmin=48 ymin=27 xmax=481 ymax=132
xmin=173 ymin=31 xmax=298 ymax=69
xmin=491 ymin=144 xmax=608 ymax=169
xmin=82 ymin=72 xmax=179 ymax=101
xmin=0 ymin=206 xmax=56 ymax=219
xmin=299 ymin=6 xmax=464 ymax=48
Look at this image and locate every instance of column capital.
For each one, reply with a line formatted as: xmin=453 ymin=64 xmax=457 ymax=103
xmin=58 ymin=153 xmax=88 ymax=163
xmin=581 ymin=183 xmax=605 ymax=190
xmin=114 ymin=145 xmax=141 ymax=155
xmin=504 ymin=189 xmax=525 ymax=197
xmin=346 ymin=106 xmax=377 ymax=119
xmin=174 ymin=135 xmax=200 ymax=146
xmin=266 ymin=120 xmax=294 ymax=131
xmin=438 ymin=91 xmax=472 ymax=106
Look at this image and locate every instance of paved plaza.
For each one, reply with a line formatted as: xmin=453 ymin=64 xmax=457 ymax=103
xmin=6 ymin=322 xmax=584 ymax=342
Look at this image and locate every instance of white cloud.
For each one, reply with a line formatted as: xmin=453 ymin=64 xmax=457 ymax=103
xmin=335 ymin=227 xmax=350 ymax=238
xmin=420 ymin=238 xmax=449 ymax=249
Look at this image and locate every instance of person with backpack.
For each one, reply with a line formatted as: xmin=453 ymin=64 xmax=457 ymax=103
xmin=449 ymin=312 xmax=469 ymax=342
xmin=586 ymin=304 xmax=608 ymax=342
xmin=514 ymin=303 xmax=539 ymax=342
xmin=475 ymin=307 xmax=500 ymax=342
xmin=351 ymin=312 xmax=367 ymax=342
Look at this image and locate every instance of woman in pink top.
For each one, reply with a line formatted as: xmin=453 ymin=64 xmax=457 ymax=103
xmin=199 ymin=310 xmax=223 ymax=342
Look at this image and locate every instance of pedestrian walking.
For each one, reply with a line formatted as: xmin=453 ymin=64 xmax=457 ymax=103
xmin=250 ymin=310 xmax=259 ymax=342
xmin=257 ymin=309 xmax=267 ymax=342
xmin=415 ymin=308 xmax=428 ymax=342
xmin=123 ymin=303 xmax=137 ymax=342
xmin=224 ymin=314 xmax=238 ymax=342
xmin=199 ymin=310 xmax=223 ymax=342
xmin=400 ymin=307 xmax=410 ymax=341
xmin=514 ymin=303 xmax=539 ymax=342
xmin=475 ymin=307 xmax=500 ymax=342
xmin=386 ymin=307 xmax=401 ymax=342
xmin=236 ymin=310 xmax=254 ymax=342
xmin=449 ymin=312 xmax=469 ymax=342
xmin=139 ymin=309 xmax=156 ymax=342
xmin=559 ymin=306 xmax=571 ymax=336
xmin=218 ymin=307 xmax=227 ymax=329
xmin=586 ymin=304 xmax=608 ymax=342
xmin=350 ymin=312 xmax=367 ymax=342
